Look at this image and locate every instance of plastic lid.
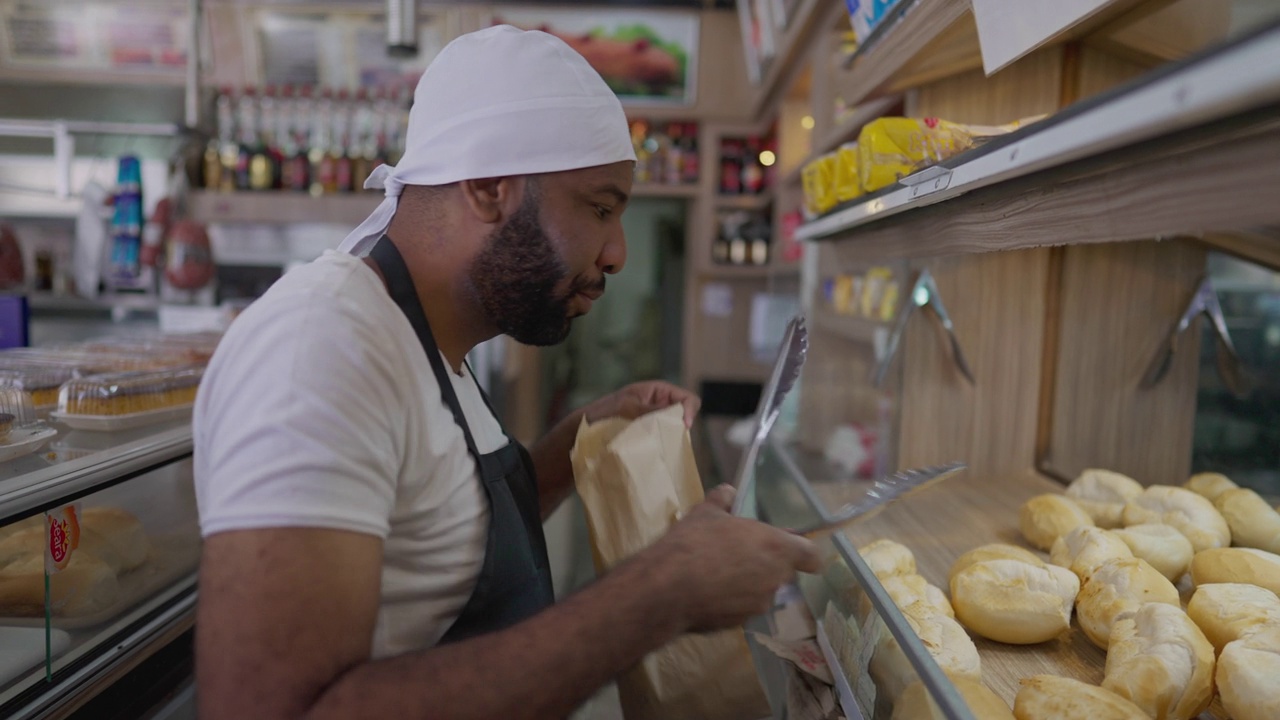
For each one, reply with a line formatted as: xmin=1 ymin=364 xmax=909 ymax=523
xmin=0 ymin=387 xmax=38 ymax=425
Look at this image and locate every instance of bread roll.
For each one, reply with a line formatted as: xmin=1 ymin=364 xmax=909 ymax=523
xmin=1184 ymin=472 xmax=1238 ymax=502
xmin=869 ymin=609 xmax=982 ymax=703
xmin=1021 ymin=494 xmax=1095 ymax=551
xmin=1216 ymin=488 xmax=1280 ymax=554
xmin=1013 ymin=675 xmax=1149 ymax=720
xmin=893 ymin=675 xmax=1014 ymax=720
xmin=1066 ymin=469 xmax=1144 ymax=528
xmin=949 ymin=543 xmax=1044 ymax=580
xmin=0 ymin=553 xmax=120 ymax=616
xmin=1050 ymin=526 xmax=1134 ymax=583
xmin=1190 ymin=547 xmax=1280 ymax=595
xmin=0 ymin=507 xmax=147 ymax=574
xmin=951 ymin=558 xmax=1079 ymax=644
xmin=861 ymin=539 xmax=917 ymax=579
xmin=1102 ymin=602 xmax=1216 ymax=720
xmin=1187 ymin=582 xmax=1280 ymax=653
xmin=1076 ymin=557 xmax=1180 ymax=650
xmin=1122 ymin=485 xmax=1231 ymax=553
xmin=870 ymin=573 xmax=955 ymax=621
xmin=1112 ymin=523 xmax=1194 ymax=583
xmin=1217 ymin=627 xmax=1280 ymax=720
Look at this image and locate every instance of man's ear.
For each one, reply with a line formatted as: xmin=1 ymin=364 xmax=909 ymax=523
xmin=459 ymin=176 xmax=527 ymax=224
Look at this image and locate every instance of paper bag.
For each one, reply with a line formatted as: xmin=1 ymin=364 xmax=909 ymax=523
xmin=571 ymin=405 xmax=771 ymax=720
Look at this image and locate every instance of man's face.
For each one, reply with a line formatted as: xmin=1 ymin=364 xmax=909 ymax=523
xmin=467 ymin=162 xmax=632 ymax=346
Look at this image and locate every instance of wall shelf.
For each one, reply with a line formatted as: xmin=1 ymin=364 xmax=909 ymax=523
xmin=812 ymin=305 xmax=890 ymax=345
xmin=795 ymin=25 xmax=1280 ymax=257
xmin=714 ymin=193 xmax=774 ymax=212
xmin=632 ymin=183 xmax=701 ymax=199
xmin=187 ymin=190 xmax=381 ymax=226
xmin=697 ymin=262 xmax=799 ymax=281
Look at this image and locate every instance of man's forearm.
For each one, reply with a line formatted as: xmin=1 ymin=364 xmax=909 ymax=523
xmin=529 ymin=406 xmax=589 ymax=518
xmin=305 ymin=548 xmax=685 ymax=720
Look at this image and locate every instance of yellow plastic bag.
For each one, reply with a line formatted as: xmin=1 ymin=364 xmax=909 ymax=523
xmin=858 ymin=117 xmax=974 ymax=194
xmin=802 ymin=153 xmax=840 ymax=216
xmin=571 ymin=405 xmax=770 ymax=720
xmin=834 ymin=143 xmax=862 ymax=203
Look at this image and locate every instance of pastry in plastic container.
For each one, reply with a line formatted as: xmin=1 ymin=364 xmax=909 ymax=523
xmin=56 ymin=366 xmax=203 ymax=419
xmin=0 ymin=388 xmax=37 ymax=428
xmin=0 ymin=366 xmax=81 ymax=410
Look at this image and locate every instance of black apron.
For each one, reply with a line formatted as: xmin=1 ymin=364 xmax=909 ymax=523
xmin=368 ymin=237 xmax=555 ymax=644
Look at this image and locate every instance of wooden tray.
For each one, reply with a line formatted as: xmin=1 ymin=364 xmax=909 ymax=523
xmin=808 ymin=468 xmax=1229 ymax=719
xmin=0 ymin=535 xmax=199 ymax=630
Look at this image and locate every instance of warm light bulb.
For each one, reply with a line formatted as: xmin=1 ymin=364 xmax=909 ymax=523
xmin=759 ymin=150 xmax=776 ymax=167
xmin=800 ymin=115 xmax=815 ymax=130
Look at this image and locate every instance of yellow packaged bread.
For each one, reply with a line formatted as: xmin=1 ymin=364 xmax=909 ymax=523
xmin=857 ymin=115 xmax=1041 ymax=194
xmin=834 ymin=142 xmax=862 ymax=203
xmin=801 ymin=153 xmax=839 ymax=216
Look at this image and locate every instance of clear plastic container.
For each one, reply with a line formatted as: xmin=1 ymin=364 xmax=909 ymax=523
xmin=0 ymin=387 xmax=38 ymax=427
xmin=56 ymin=367 xmax=204 ymax=418
xmin=0 ymin=366 xmax=80 ymax=409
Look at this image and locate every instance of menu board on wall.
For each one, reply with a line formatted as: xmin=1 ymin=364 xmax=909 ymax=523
xmin=0 ymin=0 xmax=190 ymax=74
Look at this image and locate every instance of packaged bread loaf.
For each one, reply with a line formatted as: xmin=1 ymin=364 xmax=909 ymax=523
xmin=1187 ymin=582 xmax=1280 ymax=652
xmin=892 ymin=674 xmax=1014 ymax=720
xmin=1215 ymin=487 xmax=1280 ymax=554
xmin=1020 ymin=494 xmax=1094 ymax=551
xmin=1065 ymin=469 xmax=1144 ymax=528
xmin=1122 ymin=485 xmax=1231 ymax=553
xmin=1190 ymin=547 xmax=1280 ymax=595
xmin=1184 ymin=472 xmax=1238 ymax=502
xmin=1111 ymin=523 xmax=1194 ymax=582
xmin=1216 ymin=627 xmax=1280 ymax=720
xmin=1050 ymin=526 xmax=1134 ymax=583
xmin=1101 ymin=602 xmax=1215 ymax=720
xmin=1013 ymin=675 xmax=1149 ymax=720
xmin=948 ymin=544 xmax=1079 ymax=645
xmin=1076 ymin=556 xmax=1180 ymax=650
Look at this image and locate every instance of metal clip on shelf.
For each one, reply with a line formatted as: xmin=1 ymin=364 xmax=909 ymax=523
xmin=1141 ymin=275 xmax=1251 ymax=398
xmin=872 ymin=269 xmax=976 ymax=387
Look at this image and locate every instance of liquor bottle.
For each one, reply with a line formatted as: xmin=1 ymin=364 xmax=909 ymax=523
xmin=681 ymin=122 xmax=700 ymax=184
xmin=332 ymin=89 xmax=354 ymax=193
xmin=720 ymin=139 xmax=743 ymax=195
xmin=204 ymin=88 xmax=232 ymax=190
xmin=663 ymin=123 xmax=683 ymax=186
xmin=630 ymin=120 xmax=651 ymax=184
xmin=248 ymin=86 xmax=277 ymax=191
xmin=234 ymin=87 xmax=258 ymax=191
xmin=310 ymin=89 xmax=335 ymax=197
xmin=284 ymin=86 xmax=312 ymax=192
xmin=741 ymin=137 xmax=765 ymax=195
xmin=351 ymin=87 xmax=378 ymax=191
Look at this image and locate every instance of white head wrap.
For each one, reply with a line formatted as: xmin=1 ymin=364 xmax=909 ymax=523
xmin=339 ymin=25 xmax=637 ymax=256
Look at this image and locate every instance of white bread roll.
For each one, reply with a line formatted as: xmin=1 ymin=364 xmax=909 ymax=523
xmin=893 ymin=675 xmax=1014 ymax=720
xmin=1122 ymin=485 xmax=1231 ymax=553
xmin=1020 ymin=494 xmax=1095 ymax=551
xmin=1050 ymin=526 xmax=1134 ymax=583
xmin=1187 ymin=582 xmax=1280 ymax=653
xmin=0 ymin=507 xmax=147 ymax=574
xmin=1216 ymin=488 xmax=1280 ymax=554
xmin=1013 ymin=675 xmax=1149 ymax=720
xmin=868 ymin=610 xmax=982 ymax=704
xmin=0 ymin=553 xmax=121 ymax=616
xmin=1217 ymin=627 xmax=1280 ymax=720
xmin=1111 ymin=523 xmax=1194 ymax=583
xmin=1190 ymin=547 xmax=1280 ymax=595
xmin=1066 ymin=469 xmax=1144 ymax=528
xmin=950 ymin=557 xmax=1079 ymax=644
xmin=949 ymin=543 xmax=1045 ymax=580
xmin=870 ymin=573 xmax=955 ymax=621
xmin=1076 ymin=557 xmax=1180 ymax=650
xmin=1102 ymin=603 xmax=1216 ymax=720
xmin=861 ymin=539 xmax=917 ymax=579
xmin=1184 ymin=472 xmax=1238 ymax=502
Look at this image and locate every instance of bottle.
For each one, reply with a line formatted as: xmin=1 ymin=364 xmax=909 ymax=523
xmin=712 ymin=217 xmax=731 ymax=265
xmin=284 ymin=86 xmax=312 ymax=192
xmin=216 ymin=87 xmax=239 ymax=193
xmin=681 ymin=122 xmax=700 ymax=184
xmin=720 ymin=139 xmax=743 ymax=195
xmin=248 ymin=86 xmax=277 ymax=191
xmin=630 ymin=120 xmax=651 ymax=184
xmin=309 ymin=89 xmax=334 ymax=197
xmin=742 ymin=137 xmax=765 ymax=195
xmin=352 ymin=87 xmax=378 ymax=191
xmin=234 ymin=87 xmax=258 ymax=191
xmin=204 ymin=88 xmax=233 ymax=190
xmin=664 ymin=123 xmax=683 ymax=186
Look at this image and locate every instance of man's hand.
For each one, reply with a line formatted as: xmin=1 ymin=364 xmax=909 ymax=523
xmin=636 ymin=485 xmax=823 ymax=633
xmin=584 ymin=380 xmax=701 ymax=428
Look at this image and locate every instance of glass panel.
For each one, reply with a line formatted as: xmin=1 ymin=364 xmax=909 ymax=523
xmin=1192 ymin=252 xmax=1280 ymax=493
xmin=0 ymin=457 xmax=198 ymax=713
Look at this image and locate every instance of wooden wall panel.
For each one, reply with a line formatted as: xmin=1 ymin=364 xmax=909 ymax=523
xmin=1043 ymin=239 xmax=1206 ymax=485
xmin=1075 ymin=45 xmax=1153 ymax=100
xmin=898 ymin=248 xmax=1052 ymax=477
xmin=910 ymin=46 xmax=1064 ymax=125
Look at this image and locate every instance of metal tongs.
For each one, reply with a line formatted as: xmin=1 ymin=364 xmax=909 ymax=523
xmin=789 ymin=462 xmax=966 ymax=537
xmin=1141 ymin=275 xmax=1250 ymax=398
xmin=873 ymin=269 xmax=975 ymax=388
xmin=730 ymin=315 xmax=809 ymax=517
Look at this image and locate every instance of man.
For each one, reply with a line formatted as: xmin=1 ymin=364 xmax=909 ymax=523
xmin=194 ymin=26 xmax=819 ymax=719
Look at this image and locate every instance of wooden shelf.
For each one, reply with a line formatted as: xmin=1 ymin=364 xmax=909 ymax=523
xmin=714 ymin=193 xmax=774 ymax=212
xmin=812 ymin=305 xmax=890 ymax=345
xmin=697 ymin=262 xmax=801 ymax=281
xmin=750 ymin=0 xmax=836 ymax=118
xmin=187 ymin=191 xmax=382 ymax=226
xmin=631 ymin=183 xmax=701 ymax=199
xmin=794 ymin=26 xmax=1280 ymax=258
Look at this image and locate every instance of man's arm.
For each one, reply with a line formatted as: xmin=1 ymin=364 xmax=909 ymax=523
xmin=197 ymin=487 xmax=819 ymax=720
xmin=529 ymin=381 xmax=700 ymax=518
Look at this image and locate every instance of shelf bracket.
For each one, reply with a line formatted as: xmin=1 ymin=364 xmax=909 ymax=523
xmin=1141 ymin=275 xmax=1251 ymax=398
xmin=872 ymin=268 xmax=976 ymax=387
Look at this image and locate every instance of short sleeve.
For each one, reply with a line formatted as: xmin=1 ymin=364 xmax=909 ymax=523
xmin=194 ymin=294 xmax=406 ymax=539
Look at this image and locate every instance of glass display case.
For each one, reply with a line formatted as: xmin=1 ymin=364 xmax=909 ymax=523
xmin=0 ymin=418 xmax=195 ymax=719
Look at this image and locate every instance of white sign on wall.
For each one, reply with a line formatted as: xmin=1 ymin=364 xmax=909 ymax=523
xmin=971 ymin=0 xmax=1117 ymax=75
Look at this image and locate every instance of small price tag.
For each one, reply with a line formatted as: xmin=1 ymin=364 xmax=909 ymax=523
xmin=44 ymin=504 xmax=81 ymax=574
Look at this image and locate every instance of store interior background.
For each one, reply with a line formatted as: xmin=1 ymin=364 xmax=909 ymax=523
xmin=2 ymin=1 xmax=1280 ymax=718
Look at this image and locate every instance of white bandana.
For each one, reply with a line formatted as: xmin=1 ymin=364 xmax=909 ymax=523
xmin=339 ymin=25 xmax=637 ymax=256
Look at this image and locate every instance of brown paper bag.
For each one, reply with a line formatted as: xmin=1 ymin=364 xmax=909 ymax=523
xmin=571 ymin=405 xmax=771 ymax=720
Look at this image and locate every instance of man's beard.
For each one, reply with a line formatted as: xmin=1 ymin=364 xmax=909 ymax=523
xmin=467 ymin=192 xmax=603 ymax=347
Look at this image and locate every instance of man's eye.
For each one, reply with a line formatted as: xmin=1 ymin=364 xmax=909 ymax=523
xmin=594 ymin=205 xmax=612 ymax=220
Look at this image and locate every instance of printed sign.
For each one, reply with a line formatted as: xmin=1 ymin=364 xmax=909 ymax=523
xmin=44 ymin=504 xmax=80 ymax=574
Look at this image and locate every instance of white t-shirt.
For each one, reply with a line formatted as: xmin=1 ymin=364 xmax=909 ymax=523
xmin=194 ymin=250 xmax=506 ymax=658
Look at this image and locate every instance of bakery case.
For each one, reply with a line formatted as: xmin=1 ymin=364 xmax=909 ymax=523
xmin=0 ymin=405 xmax=197 ymax=717
xmin=734 ymin=10 xmax=1280 ymax=720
